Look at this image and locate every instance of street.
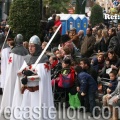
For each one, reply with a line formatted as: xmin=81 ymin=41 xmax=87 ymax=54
xmin=0 ymin=95 xmax=106 ymax=120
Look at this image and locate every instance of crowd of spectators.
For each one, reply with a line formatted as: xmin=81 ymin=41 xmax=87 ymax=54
xmin=43 ymin=14 xmax=120 ymax=119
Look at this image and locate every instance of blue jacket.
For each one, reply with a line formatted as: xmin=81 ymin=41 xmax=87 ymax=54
xmin=108 ymin=79 xmax=118 ymax=93
xmin=78 ymin=72 xmax=98 ymax=94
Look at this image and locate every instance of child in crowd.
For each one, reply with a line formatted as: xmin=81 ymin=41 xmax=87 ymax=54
xmin=100 ymin=57 xmax=111 ymax=78
xmin=106 ymin=68 xmax=120 ymax=120
xmin=51 ymin=58 xmax=75 ymax=88
xmin=102 ymin=70 xmax=118 ymax=107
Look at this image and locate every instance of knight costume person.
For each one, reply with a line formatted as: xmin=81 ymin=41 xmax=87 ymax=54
xmin=0 ymin=33 xmax=11 ymax=89
xmin=0 ymin=34 xmax=28 ymax=114
xmin=10 ymin=35 xmax=55 ymax=120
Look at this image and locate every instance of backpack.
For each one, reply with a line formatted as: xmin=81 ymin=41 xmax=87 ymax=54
xmin=58 ymin=68 xmax=75 ymax=88
xmin=69 ymin=93 xmax=81 ymax=109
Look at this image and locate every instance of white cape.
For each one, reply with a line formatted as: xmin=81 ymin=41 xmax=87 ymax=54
xmin=0 ymin=47 xmax=11 ymax=88
xmin=10 ymin=62 xmax=55 ymax=120
xmin=0 ymin=53 xmax=26 ymax=114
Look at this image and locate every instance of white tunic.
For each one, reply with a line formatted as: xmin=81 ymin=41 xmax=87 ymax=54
xmin=10 ymin=62 xmax=55 ymax=120
xmin=0 ymin=53 xmax=26 ymax=114
xmin=0 ymin=47 xmax=10 ymax=88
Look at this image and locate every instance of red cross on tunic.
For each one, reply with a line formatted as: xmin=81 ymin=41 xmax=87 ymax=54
xmin=8 ymin=57 xmax=12 ymax=64
xmin=28 ymin=65 xmax=36 ymax=72
xmin=44 ymin=63 xmax=50 ymax=72
xmin=29 ymin=65 xmax=32 ymax=70
xmin=30 ymin=77 xmax=35 ymax=81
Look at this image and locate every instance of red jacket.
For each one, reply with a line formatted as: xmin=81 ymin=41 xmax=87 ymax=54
xmin=54 ymin=20 xmax=62 ymax=34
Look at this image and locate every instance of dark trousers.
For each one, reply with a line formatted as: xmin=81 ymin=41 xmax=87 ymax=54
xmin=78 ymin=93 xmax=85 ymax=106
xmin=84 ymin=91 xmax=96 ymax=113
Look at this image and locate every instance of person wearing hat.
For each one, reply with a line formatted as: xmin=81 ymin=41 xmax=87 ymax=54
xmin=0 ymin=34 xmax=28 ymax=115
xmin=10 ymin=35 xmax=55 ymax=120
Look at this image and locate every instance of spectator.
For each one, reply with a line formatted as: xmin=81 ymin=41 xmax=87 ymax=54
xmin=98 ymin=29 xmax=109 ymax=52
xmin=51 ymin=58 xmax=72 ymax=86
xmin=91 ymin=52 xmax=104 ymax=73
xmin=8 ymin=41 xmax=15 ymax=49
xmin=56 ymin=53 xmax=63 ymax=61
xmin=102 ymin=70 xmax=118 ymax=107
xmin=51 ymin=26 xmax=61 ymax=48
xmin=52 ymin=47 xmax=60 ymax=56
xmin=92 ymin=27 xmax=97 ymax=37
xmin=107 ymin=50 xmax=120 ymax=70
xmin=54 ymin=15 xmax=62 ymax=34
xmin=60 ymin=34 xmax=74 ymax=56
xmin=71 ymin=35 xmax=79 ymax=49
xmin=75 ymin=66 xmax=98 ymax=117
xmin=108 ymin=27 xmax=120 ymax=57
xmin=77 ymin=30 xmax=84 ymax=50
xmin=81 ymin=27 xmax=96 ymax=58
xmin=62 ymin=46 xmax=73 ymax=61
xmin=46 ymin=14 xmax=56 ymax=32
xmin=44 ymin=28 xmax=53 ymax=42
xmin=66 ymin=30 xmax=70 ymax=35
xmin=41 ymin=41 xmax=47 ymax=50
xmin=106 ymin=68 xmax=120 ymax=120
xmin=100 ymin=50 xmax=120 ymax=78
xmin=94 ymin=29 xmax=102 ymax=53
xmin=117 ymin=23 xmax=120 ymax=32
xmin=68 ymin=28 xmax=77 ymax=39
xmin=79 ymin=58 xmax=98 ymax=83
xmin=49 ymin=56 xmax=62 ymax=79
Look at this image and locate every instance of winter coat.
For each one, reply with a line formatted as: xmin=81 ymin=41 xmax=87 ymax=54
xmin=81 ymin=35 xmax=96 ymax=57
xmin=77 ymin=72 xmax=98 ymax=94
xmin=54 ymin=20 xmax=62 ymax=34
xmin=98 ymin=37 xmax=109 ymax=52
xmin=108 ymin=36 xmax=118 ymax=53
xmin=110 ymin=78 xmax=120 ymax=99
xmin=46 ymin=19 xmax=55 ymax=31
xmin=108 ymin=79 xmax=118 ymax=93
